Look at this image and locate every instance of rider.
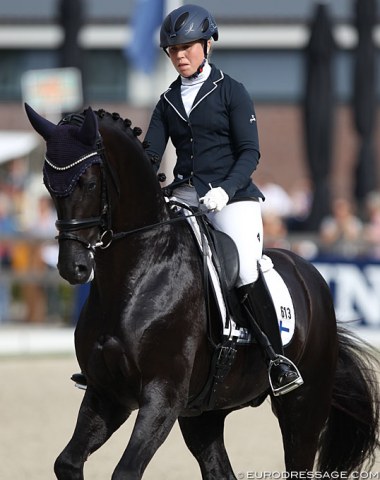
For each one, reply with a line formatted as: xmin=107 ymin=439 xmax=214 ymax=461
xmin=144 ymin=4 xmax=303 ymax=396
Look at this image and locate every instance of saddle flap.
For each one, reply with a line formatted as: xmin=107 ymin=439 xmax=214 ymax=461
xmin=208 ymin=228 xmax=239 ymax=292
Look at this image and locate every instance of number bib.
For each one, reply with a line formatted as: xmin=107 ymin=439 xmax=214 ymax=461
xmin=259 ymin=255 xmax=295 ymax=347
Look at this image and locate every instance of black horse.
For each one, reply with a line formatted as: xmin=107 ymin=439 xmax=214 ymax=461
xmin=25 ymin=104 xmax=379 ymax=480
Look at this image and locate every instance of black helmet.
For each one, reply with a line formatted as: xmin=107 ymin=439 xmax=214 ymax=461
xmin=160 ymin=4 xmax=218 ymax=49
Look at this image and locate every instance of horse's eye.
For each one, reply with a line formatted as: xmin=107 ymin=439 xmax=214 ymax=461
xmin=86 ymin=181 xmax=97 ymax=192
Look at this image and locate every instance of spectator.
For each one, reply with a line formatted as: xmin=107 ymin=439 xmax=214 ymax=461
xmin=262 ymin=212 xmax=290 ymax=249
xmin=22 ymin=195 xmax=58 ymax=323
xmin=256 ymin=173 xmax=293 ymax=219
xmin=0 ymin=190 xmax=19 ymax=323
xmin=319 ymin=197 xmax=363 ymax=257
xmin=362 ymin=191 xmax=380 ymax=259
xmin=286 ymin=176 xmax=313 ymax=231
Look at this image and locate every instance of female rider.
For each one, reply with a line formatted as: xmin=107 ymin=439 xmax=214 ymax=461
xmin=144 ymin=4 xmax=303 ymax=396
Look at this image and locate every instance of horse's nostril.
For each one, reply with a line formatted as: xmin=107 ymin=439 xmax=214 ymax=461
xmin=75 ymin=264 xmax=89 ymax=278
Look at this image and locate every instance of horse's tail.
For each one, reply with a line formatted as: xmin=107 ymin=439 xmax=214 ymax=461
xmin=317 ymin=325 xmax=380 ymax=474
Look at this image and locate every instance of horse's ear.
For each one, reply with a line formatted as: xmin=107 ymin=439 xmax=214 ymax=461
xmin=79 ymin=107 xmax=99 ymax=146
xmin=24 ymin=103 xmax=56 ymax=140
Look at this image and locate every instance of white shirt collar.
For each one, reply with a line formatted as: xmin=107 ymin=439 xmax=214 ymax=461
xmin=181 ymin=61 xmax=211 ymax=86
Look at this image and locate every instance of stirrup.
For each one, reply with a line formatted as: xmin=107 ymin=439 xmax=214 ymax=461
xmin=268 ymin=355 xmax=304 ymax=397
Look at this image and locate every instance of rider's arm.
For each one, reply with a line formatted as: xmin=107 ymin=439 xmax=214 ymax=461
xmin=144 ymin=98 xmax=169 ymax=173
xmin=219 ymin=81 xmax=261 ymax=199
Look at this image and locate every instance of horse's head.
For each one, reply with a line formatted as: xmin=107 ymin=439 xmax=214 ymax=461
xmin=25 ymin=104 xmax=108 ymax=284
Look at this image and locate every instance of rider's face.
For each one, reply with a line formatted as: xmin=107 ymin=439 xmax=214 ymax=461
xmin=167 ymin=40 xmax=209 ymax=77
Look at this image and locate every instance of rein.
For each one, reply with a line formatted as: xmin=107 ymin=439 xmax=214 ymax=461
xmin=58 ymin=205 xmax=207 ymax=250
xmin=54 ymin=144 xmax=207 ymax=250
xmin=112 ymin=205 xmax=207 ymax=242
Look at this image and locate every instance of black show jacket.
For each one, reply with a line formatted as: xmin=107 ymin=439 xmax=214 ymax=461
xmin=144 ymin=64 xmax=264 ymax=200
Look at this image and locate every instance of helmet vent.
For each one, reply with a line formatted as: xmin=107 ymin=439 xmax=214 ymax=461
xmin=201 ymin=18 xmax=209 ymax=33
xmin=175 ymin=12 xmax=189 ymax=32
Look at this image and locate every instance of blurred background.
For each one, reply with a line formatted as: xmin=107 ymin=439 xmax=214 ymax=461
xmin=1 ymin=0 xmax=380 ymax=352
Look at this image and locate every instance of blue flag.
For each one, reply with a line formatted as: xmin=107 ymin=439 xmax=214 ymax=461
xmin=126 ymin=0 xmax=164 ymax=74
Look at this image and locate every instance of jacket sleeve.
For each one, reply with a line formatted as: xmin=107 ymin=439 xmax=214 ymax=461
xmin=144 ymin=97 xmax=170 ymax=172
xmin=219 ymin=81 xmax=261 ymax=199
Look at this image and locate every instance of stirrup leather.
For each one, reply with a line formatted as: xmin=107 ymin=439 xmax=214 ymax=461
xmin=268 ymin=355 xmax=304 ymax=397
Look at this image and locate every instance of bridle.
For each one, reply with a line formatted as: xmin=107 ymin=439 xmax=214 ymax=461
xmin=50 ymin=114 xmax=115 ymax=251
xmin=54 ymin=147 xmax=115 ymax=251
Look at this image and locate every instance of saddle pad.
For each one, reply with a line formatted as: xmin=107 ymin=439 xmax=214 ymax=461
xmin=260 ymin=255 xmax=295 ymax=346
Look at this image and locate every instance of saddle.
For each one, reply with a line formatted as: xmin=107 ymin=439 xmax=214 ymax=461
xmin=169 ymin=199 xmax=295 ymax=345
xmin=169 ymin=199 xmax=251 ymax=338
xmin=169 ymin=199 xmax=296 ymax=410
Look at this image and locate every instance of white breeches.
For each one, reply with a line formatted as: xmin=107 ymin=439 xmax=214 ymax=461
xmin=172 ymin=185 xmax=263 ymax=287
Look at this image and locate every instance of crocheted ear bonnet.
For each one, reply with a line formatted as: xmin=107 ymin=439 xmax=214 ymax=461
xmin=25 ymin=104 xmax=102 ymax=197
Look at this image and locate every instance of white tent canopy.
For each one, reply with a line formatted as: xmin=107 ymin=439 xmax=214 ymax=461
xmin=0 ymin=131 xmax=39 ymax=165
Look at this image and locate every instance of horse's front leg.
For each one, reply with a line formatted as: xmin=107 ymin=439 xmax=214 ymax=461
xmin=54 ymin=387 xmax=130 ymax=480
xmin=111 ymin=379 xmax=186 ymax=480
xmin=178 ymin=410 xmax=237 ymax=480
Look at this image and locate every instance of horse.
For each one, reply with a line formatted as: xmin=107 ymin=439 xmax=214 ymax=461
xmin=25 ymin=103 xmax=379 ymax=480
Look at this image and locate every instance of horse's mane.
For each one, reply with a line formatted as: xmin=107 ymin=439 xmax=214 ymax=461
xmin=60 ymin=108 xmax=149 ymax=156
xmin=94 ymin=109 xmax=148 ymax=146
xmin=93 ymin=109 xmax=162 ymax=178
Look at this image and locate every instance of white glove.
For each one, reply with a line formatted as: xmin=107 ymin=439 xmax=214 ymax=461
xmin=200 ymin=187 xmax=229 ymax=212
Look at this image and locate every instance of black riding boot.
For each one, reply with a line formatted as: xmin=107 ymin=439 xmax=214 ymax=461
xmin=238 ymin=276 xmax=303 ymax=396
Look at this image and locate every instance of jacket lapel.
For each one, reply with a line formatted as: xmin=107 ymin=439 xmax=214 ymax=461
xmin=163 ymin=66 xmax=224 ymax=120
xmin=190 ymin=66 xmax=224 ymax=115
xmin=163 ymin=79 xmax=188 ymax=122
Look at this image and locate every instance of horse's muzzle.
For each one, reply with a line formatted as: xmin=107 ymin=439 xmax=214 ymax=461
xmin=57 ymin=247 xmax=95 ymax=285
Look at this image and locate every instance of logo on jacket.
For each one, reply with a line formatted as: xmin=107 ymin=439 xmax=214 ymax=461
xmin=250 ymin=114 xmax=256 ymax=123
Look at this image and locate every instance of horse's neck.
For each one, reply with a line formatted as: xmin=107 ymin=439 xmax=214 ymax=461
xmin=105 ymin=140 xmax=169 ymax=229
xmin=115 ymin=180 xmax=169 ymax=229
xmin=93 ymin=225 xmax=182 ymax=313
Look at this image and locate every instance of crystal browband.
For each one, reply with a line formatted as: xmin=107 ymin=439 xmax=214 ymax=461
xmin=44 ymin=151 xmax=99 ymax=171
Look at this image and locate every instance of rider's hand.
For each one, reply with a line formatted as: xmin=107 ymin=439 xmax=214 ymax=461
xmin=200 ymin=187 xmax=229 ymax=212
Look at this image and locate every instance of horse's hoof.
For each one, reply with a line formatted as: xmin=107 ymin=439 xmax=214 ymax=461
xmin=71 ymin=372 xmax=87 ymax=390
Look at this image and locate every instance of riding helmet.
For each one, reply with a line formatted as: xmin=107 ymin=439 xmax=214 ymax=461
xmin=160 ymin=4 xmax=219 ymax=49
